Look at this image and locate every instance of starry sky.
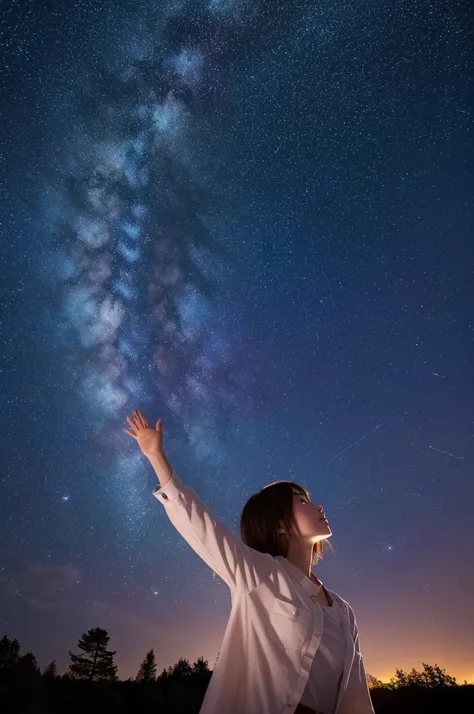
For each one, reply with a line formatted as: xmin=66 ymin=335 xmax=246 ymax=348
xmin=1 ymin=0 xmax=473 ymax=685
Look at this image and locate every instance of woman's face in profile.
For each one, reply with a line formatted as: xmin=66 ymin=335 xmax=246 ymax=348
xmin=291 ymin=492 xmax=332 ymax=541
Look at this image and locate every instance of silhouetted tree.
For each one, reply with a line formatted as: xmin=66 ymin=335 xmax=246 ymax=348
xmin=0 ymin=635 xmax=20 ymax=671
xmin=136 ymin=648 xmax=157 ymax=682
xmin=421 ymin=662 xmax=457 ymax=687
xmin=366 ymin=673 xmax=385 ymax=689
xmin=17 ymin=651 xmax=39 ymax=675
xmin=191 ymin=656 xmax=210 ymax=676
xmin=388 ymin=662 xmax=457 ymax=689
xmin=0 ymin=643 xmax=47 ymax=712
xmin=170 ymin=657 xmax=192 ymax=678
xmin=42 ymin=660 xmax=58 ymax=678
xmin=157 ymin=666 xmax=170 ymax=683
xmin=68 ymin=627 xmax=117 ymax=681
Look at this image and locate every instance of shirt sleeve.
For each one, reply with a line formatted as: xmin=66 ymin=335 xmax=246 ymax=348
xmin=338 ymin=603 xmax=376 ymax=714
xmin=153 ymin=469 xmax=276 ymax=593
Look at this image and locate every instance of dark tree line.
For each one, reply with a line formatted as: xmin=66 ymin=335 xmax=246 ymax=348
xmin=1 ymin=630 xmax=473 ymax=713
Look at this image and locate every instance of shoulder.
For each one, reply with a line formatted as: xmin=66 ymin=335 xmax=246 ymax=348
xmin=325 ymin=587 xmax=350 ymax=610
xmin=326 ymin=589 xmax=357 ymax=626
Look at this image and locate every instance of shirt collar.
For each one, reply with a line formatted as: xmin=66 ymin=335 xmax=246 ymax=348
xmin=274 ymin=555 xmax=322 ymax=596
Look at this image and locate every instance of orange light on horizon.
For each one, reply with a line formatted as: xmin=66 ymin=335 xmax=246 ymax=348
xmin=371 ymin=668 xmax=474 ymax=686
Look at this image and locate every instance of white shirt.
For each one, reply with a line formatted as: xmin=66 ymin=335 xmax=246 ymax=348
xmin=300 ymin=598 xmax=347 ymax=713
xmin=153 ymin=470 xmax=375 ymax=714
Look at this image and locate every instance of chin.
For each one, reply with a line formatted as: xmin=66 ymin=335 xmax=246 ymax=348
xmin=322 ymin=522 xmax=332 ymax=537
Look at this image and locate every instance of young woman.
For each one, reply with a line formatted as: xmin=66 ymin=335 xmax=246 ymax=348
xmin=124 ymin=410 xmax=375 ymax=714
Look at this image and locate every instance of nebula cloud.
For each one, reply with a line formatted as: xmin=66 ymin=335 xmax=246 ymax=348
xmin=39 ymin=0 xmax=260 ymax=468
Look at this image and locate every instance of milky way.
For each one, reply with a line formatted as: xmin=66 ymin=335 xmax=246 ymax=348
xmin=40 ymin=0 xmax=269 ymax=465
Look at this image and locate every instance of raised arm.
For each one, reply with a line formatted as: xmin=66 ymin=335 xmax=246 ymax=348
xmin=124 ymin=410 xmax=276 ymax=592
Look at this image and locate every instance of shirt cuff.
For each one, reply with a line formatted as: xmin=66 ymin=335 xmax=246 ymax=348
xmin=152 ymin=469 xmax=183 ymax=504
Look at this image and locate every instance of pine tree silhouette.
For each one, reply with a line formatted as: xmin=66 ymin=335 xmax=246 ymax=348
xmin=18 ymin=651 xmax=39 ymax=675
xmin=156 ymin=666 xmax=169 ymax=683
xmin=42 ymin=660 xmax=58 ymax=678
xmin=170 ymin=657 xmax=192 ymax=677
xmin=136 ymin=648 xmax=157 ymax=682
xmin=191 ymin=656 xmax=210 ymax=676
xmin=0 ymin=635 xmax=20 ymax=671
xmin=68 ymin=627 xmax=117 ymax=681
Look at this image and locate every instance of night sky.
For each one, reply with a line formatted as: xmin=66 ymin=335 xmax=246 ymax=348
xmin=1 ymin=0 xmax=473 ymax=685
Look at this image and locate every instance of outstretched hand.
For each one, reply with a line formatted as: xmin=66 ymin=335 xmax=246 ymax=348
xmin=123 ymin=410 xmax=164 ymax=458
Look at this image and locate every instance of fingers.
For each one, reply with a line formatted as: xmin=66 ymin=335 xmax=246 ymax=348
xmin=134 ymin=409 xmax=149 ymax=429
xmin=124 ymin=410 xmax=154 ymax=440
xmin=126 ymin=411 xmax=147 ymax=431
xmin=126 ymin=416 xmax=139 ymax=433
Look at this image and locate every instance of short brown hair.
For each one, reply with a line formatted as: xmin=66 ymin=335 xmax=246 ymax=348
xmin=240 ymin=480 xmax=332 ymax=567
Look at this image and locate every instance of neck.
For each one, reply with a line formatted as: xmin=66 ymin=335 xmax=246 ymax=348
xmin=285 ymin=539 xmax=315 ymax=581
